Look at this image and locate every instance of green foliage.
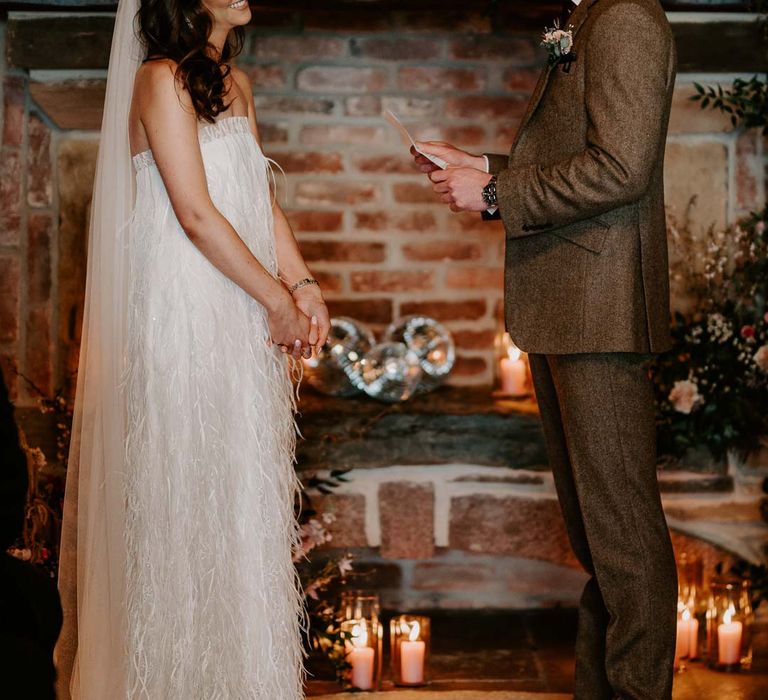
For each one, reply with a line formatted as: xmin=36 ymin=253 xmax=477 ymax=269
xmin=691 ymin=77 xmax=768 ymax=133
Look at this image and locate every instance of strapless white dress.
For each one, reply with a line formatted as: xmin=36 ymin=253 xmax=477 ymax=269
xmin=124 ymin=116 xmax=303 ymax=699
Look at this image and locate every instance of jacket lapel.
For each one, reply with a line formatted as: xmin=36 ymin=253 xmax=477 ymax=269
xmin=510 ymin=0 xmax=598 ymax=154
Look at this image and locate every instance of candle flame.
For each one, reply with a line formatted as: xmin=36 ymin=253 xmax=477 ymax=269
xmin=351 ymin=620 xmax=368 ymax=647
xmin=409 ymin=621 xmax=421 ymax=642
xmin=398 ymin=619 xmax=421 ymax=642
xmin=500 ymin=332 xmax=522 ymax=362
xmin=723 ymin=602 xmax=736 ymax=625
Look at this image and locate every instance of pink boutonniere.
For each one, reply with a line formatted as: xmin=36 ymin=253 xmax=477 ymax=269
xmin=542 ymin=22 xmax=577 ymax=72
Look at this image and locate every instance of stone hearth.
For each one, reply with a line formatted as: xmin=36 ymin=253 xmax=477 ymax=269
xmin=304 ymin=609 xmax=768 ymax=698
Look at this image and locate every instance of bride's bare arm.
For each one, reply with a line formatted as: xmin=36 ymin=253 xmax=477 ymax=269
xmin=237 ymin=68 xmax=331 ymax=348
xmin=135 ymin=60 xmax=310 ymax=353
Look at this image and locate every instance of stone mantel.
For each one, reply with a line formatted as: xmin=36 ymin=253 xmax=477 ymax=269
xmin=295 ymin=386 xmax=734 ymax=494
xmin=295 ymin=387 xmax=548 ymax=472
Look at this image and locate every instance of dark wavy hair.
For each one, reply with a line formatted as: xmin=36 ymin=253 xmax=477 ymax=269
xmin=137 ymin=0 xmax=245 ymax=123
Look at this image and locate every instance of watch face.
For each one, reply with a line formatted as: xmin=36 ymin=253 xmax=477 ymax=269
xmin=483 ymin=178 xmax=497 ymax=206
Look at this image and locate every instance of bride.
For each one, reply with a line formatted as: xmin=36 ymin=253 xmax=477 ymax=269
xmin=55 ymin=0 xmax=329 ymax=697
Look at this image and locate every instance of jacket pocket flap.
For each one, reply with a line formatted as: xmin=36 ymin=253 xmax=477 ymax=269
xmin=552 ymin=218 xmax=610 ymax=254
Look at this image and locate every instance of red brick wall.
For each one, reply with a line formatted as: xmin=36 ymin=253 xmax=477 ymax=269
xmin=244 ymin=10 xmax=545 ymax=386
xmin=1 ymin=69 xmax=58 ymax=401
xmin=2 ymin=10 xmax=766 ymax=404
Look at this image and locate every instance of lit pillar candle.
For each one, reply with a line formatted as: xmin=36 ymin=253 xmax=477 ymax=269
xmin=718 ymin=604 xmax=743 ymax=666
xmin=675 ymin=611 xmax=690 ymax=663
xmin=400 ymin=621 xmax=425 ymax=684
xmin=348 ymin=622 xmax=375 ymax=690
xmin=688 ymin=615 xmax=700 ymax=660
xmin=499 ymin=336 xmax=527 ymax=396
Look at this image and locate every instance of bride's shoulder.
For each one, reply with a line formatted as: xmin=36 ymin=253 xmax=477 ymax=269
xmin=137 ymin=57 xmax=179 ymax=81
xmin=229 ymin=64 xmax=252 ymax=92
xmin=134 ymin=58 xmax=194 ymax=110
xmin=135 ymin=58 xmax=185 ymax=93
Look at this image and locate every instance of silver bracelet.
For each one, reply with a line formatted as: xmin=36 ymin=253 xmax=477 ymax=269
xmin=288 ymin=277 xmax=320 ymax=295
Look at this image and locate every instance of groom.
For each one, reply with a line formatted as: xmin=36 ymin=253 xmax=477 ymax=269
xmin=413 ymin=0 xmax=678 ymax=698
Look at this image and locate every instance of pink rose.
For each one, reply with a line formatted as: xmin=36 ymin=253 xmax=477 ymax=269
xmin=754 ymin=345 xmax=768 ymax=373
xmin=741 ymin=325 xmax=756 ymax=339
xmin=669 ymin=379 xmax=702 ymax=414
xmin=756 ymin=220 xmax=766 ymax=235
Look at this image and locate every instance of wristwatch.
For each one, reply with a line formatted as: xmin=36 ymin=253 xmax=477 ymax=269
xmin=482 ymin=175 xmax=498 ymax=208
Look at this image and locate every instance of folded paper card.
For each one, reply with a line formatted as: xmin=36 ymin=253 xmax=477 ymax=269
xmin=384 ymin=109 xmax=497 ymax=215
xmin=384 ymin=110 xmax=449 ymax=170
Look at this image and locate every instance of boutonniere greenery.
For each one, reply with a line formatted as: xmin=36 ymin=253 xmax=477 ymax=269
xmin=542 ymin=23 xmax=577 ymax=72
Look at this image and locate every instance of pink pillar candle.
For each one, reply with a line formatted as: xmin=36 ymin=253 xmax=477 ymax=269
xmin=675 ymin=617 xmax=690 ymax=662
xmin=349 ymin=646 xmax=375 ymax=689
xmin=688 ymin=617 xmax=700 ymax=660
xmin=500 ymin=356 xmax=527 ymax=396
xmin=400 ymin=639 xmax=426 ymax=684
xmin=718 ymin=620 xmax=743 ymax=666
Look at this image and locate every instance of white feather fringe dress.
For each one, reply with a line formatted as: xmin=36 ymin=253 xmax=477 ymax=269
xmin=124 ymin=116 xmax=303 ymax=699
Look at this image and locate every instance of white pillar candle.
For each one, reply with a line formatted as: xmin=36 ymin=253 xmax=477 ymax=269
xmin=400 ymin=639 xmax=426 ymax=684
xmin=349 ymin=646 xmax=375 ymax=689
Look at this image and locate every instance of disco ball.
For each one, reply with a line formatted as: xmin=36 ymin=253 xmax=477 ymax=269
xmin=303 ymin=317 xmax=376 ymax=397
xmin=385 ymin=315 xmax=455 ymax=392
xmin=356 ymin=342 xmax=423 ymax=403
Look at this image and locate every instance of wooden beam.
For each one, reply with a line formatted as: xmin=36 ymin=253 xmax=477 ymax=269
xmin=6 ymin=8 xmax=766 ymax=72
xmin=674 ymin=18 xmax=768 ymax=72
xmin=7 ymin=13 xmax=115 ymax=69
xmin=0 ymin=0 xmax=754 ymax=7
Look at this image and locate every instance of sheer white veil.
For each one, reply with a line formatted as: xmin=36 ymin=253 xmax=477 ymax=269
xmin=55 ymin=0 xmax=142 ymax=696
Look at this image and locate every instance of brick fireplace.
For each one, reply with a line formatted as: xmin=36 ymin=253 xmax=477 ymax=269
xmin=1 ymin=1 xmax=766 ymax=609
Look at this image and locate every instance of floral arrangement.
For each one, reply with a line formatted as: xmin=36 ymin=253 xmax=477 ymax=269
xmin=293 ymin=470 xmax=355 ymax=678
xmin=653 ymin=206 xmax=768 ymax=461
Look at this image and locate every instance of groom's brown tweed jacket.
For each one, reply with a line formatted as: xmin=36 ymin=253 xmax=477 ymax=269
xmin=487 ymin=0 xmax=676 ymax=355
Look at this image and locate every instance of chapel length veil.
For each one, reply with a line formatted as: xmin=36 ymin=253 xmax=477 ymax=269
xmin=55 ymin=0 xmax=142 ymax=696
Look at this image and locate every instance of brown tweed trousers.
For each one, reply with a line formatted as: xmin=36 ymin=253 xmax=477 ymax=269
xmin=485 ymin=1 xmax=678 ymax=698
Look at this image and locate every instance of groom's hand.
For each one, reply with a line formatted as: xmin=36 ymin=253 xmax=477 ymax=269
xmin=411 ymin=141 xmax=485 ymax=173
xmin=430 ymin=168 xmax=492 ymax=213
